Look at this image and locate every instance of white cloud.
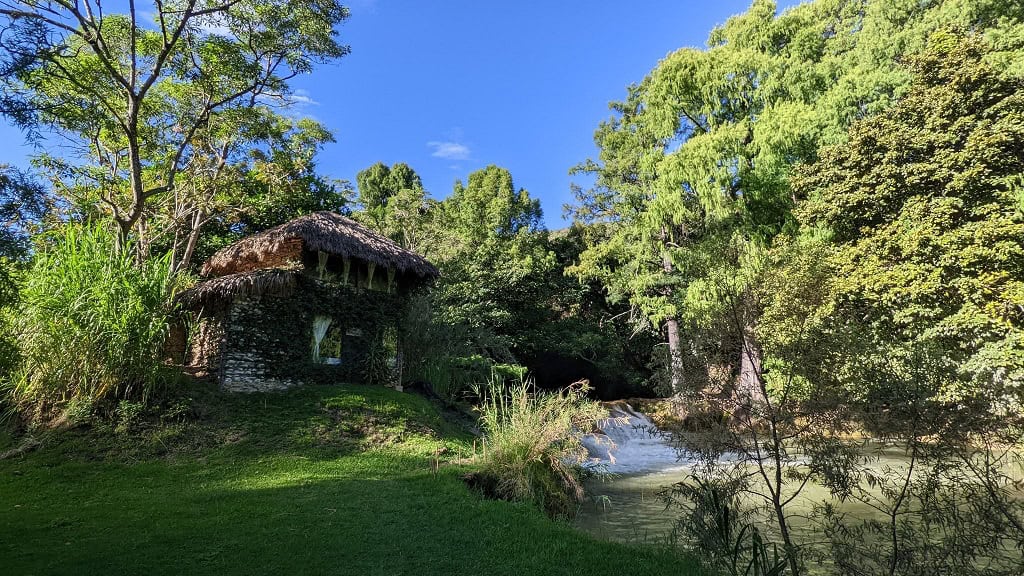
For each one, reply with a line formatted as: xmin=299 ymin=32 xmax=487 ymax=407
xmin=428 ymin=141 xmax=470 ymax=160
xmin=291 ymin=89 xmax=319 ymax=106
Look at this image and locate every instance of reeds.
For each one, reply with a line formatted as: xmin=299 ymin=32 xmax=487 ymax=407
xmin=9 ymin=224 xmax=178 ymax=414
xmin=472 ymin=377 xmax=605 ymax=518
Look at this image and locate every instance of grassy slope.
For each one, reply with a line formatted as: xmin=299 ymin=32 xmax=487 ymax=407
xmin=0 ymin=384 xmax=705 ymax=576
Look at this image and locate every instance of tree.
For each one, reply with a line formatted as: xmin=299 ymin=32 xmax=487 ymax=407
xmin=796 ymin=33 xmax=1024 ymax=404
xmin=570 ymin=0 xmax=850 ymax=397
xmin=0 ymin=0 xmax=350 ymax=252
xmin=572 ymin=2 xmax=1024 ymax=573
xmin=567 ymin=80 xmax=691 ymax=394
xmin=673 ymin=32 xmax=1024 ymax=576
xmin=570 ymin=0 xmax=1024 ymax=399
xmin=797 ymin=40 xmax=1024 ymax=560
xmin=155 ymin=114 xmax=344 ymax=273
xmin=529 ymin=223 xmax=664 ymax=398
xmin=353 ymin=162 xmax=432 ymax=253
xmin=0 ymin=165 xmax=49 ymax=384
xmin=433 ymin=165 xmax=555 ymax=357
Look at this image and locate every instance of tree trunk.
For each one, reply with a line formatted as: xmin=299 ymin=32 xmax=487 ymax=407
xmin=660 ymin=226 xmax=684 ymax=395
xmin=665 ymin=314 xmax=684 ymax=395
xmin=738 ymin=322 xmax=763 ymax=405
xmin=175 ymin=209 xmax=206 ymax=275
xmin=773 ymin=490 xmax=802 ymax=576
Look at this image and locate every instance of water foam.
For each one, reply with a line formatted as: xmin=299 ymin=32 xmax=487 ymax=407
xmin=581 ymin=404 xmax=692 ymax=474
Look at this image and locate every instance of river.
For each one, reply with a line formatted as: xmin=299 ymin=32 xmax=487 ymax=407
xmin=573 ymin=405 xmax=1023 ymax=546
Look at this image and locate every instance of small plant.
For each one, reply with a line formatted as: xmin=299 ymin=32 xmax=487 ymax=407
xmin=469 ymin=377 xmax=606 ymax=518
xmin=160 ymin=398 xmax=194 ymax=424
xmin=667 ymin=474 xmax=789 ymax=576
xmin=115 ymin=400 xmax=146 ymax=434
xmin=63 ymin=397 xmax=95 ymax=427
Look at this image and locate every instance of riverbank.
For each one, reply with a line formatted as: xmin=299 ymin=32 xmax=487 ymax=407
xmin=0 ymin=384 xmax=706 ymax=576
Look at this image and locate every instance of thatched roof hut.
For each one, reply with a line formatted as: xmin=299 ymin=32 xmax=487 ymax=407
xmin=176 ymin=211 xmax=438 ymax=393
xmin=200 ymin=211 xmax=439 ymax=279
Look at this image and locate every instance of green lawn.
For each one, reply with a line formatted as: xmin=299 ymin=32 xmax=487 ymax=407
xmin=0 ymin=384 xmax=706 ymax=576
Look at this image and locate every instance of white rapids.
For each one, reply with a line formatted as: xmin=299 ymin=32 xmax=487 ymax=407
xmin=581 ymin=404 xmax=692 ymax=474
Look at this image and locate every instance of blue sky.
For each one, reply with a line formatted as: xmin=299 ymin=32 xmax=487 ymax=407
xmin=0 ymin=0 xmax=803 ymax=229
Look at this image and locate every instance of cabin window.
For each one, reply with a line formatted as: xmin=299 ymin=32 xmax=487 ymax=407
xmin=312 ymin=316 xmax=363 ymax=365
xmin=319 ymin=325 xmax=344 ymax=365
xmin=311 ymin=315 xmax=332 ymax=362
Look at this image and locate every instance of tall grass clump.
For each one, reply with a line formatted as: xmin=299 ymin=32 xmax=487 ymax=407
xmin=470 ymin=377 xmax=606 ymax=518
xmin=11 ymin=224 xmax=177 ymax=416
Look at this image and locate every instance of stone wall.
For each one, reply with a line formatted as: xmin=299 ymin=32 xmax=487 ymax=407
xmin=188 ymin=275 xmax=409 ymax=392
xmin=221 ymin=351 xmax=296 ymax=393
xmin=186 ymin=311 xmax=226 ymax=376
xmin=218 ymin=297 xmax=302 ymax=392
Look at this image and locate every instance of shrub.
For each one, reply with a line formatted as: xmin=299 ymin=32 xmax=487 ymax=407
xmin=470 ymin=377 xmax=606 ymax=518
xmin=401 ymin=293 xmax=528 ymax=404
xmin=10 ymin=224 xmax=177 ymax=416
xmin=666 ymin=475 xmax=789 ymax=576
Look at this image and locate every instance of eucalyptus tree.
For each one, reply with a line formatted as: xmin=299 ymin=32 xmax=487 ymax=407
xmin=0 ymin=0 xmax=350 ymax=257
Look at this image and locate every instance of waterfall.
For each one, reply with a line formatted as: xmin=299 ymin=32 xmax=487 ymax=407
xmin=581 ymin=404 xmax=691 ymax=474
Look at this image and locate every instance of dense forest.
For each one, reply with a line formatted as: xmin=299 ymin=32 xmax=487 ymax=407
xmin=1 ymin=1 xmax=1024 ymax=575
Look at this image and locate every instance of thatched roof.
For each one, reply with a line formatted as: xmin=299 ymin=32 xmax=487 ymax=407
xmin=200 ymin=211 xmax=439 ymax=279
xmin=178 ymin=268 xmax=298 ymax=308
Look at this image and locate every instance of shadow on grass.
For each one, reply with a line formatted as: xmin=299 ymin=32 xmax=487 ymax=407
xmin=2 ymin=461 xmax=703 ymax=576
xmin=0 ymin=383 xmax=707 ymax=575
xmin=16 ymin=383 xmax=471 ymax=466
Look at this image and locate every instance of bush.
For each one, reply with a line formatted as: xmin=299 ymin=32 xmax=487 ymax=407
xmin=401 ymin=293 xmax=527 ymax=404
xmin=469 ymin=377 xmax=605 ymax=518
xmin=10 ymin=224 xmax=177 ymax=416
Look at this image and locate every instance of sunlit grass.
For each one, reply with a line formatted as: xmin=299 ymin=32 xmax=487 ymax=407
xmin=0 ymin=383 xmax=706 ymax=576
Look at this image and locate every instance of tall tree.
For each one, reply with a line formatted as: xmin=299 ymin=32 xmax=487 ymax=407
xmin=0 ymin=0 xmax=350 ymax=252
xmin=353 ymin=162 xmax=431 ymax=252
xmin=434 ymin=165 xmax=554 ymax=356
xmin=796 ymin=32 xmax=1024 ymax=412
xmin=160 ymin=114 xmax=346 ymax=272
xmin=570 ymin=0 xmax=1024 ymax=399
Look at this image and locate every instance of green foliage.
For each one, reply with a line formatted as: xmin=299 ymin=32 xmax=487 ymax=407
xmin=362 ymin=326 xmax=399 ymax=387
xmin=667 ymin=26 xmax=1024 ymax=576
xmin=356 ymin=161 xmax=423 ymax=212
xmin=471 ymin=378 xmax=606 ymax=519
xmin=445 ymin=165 xmax=543 ymax=244
xmin=353 ymin=161 xmax=433 ymax=253
xmin=400 ymin=293 xmax=528 ymax=402
xmin=0 ymin=166 xmax=49 ymax=390
xmin=434 ymin=165 xmax=557 ymax=354
xmin=178 ymin=116 xmax=350 ymax=272
xmin=10 ymin=224 xmax=178 ymax=413
xmin=795 ymin=34 xmax=1024 ymax=411
xmin=667 ymin=476 xmax=788 ymax=576
xmin=0 ymin=1 xmax=350 ymax=262
xmin=419 ymin=355 xmax=525 ymax=405
xmin=570 ymin=0 xmax=1024 ymax=389
xmin=526 ymin=225 xmax=662 ymax=397
xmin=349 ymin=162 xmax=660 ymax=398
